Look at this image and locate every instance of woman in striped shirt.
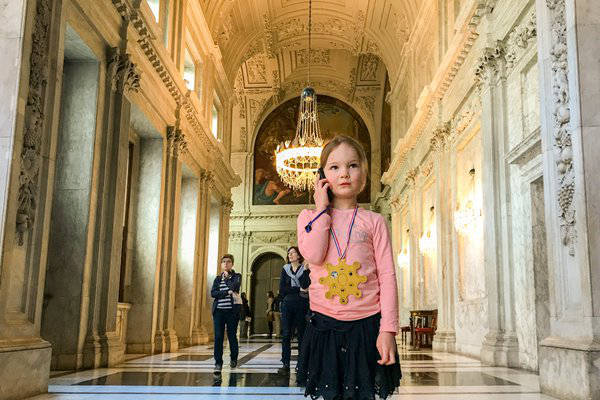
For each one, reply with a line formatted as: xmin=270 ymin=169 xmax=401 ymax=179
xmin=210 ymin=254 xmax=242 ymax=373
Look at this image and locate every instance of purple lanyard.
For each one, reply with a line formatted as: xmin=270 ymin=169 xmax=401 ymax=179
xmin=329 ymin=206 xmax=358 ymax=260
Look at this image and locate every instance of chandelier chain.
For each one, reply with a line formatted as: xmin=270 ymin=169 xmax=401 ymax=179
xmin=308 ymin=0 xmax=312 ymax=86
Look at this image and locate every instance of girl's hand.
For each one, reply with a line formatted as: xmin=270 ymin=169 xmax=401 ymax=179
xmin=376 ymin=331 xmax=397 ymax=365
xmin=313 ymin=175 xmax=330 ymax=210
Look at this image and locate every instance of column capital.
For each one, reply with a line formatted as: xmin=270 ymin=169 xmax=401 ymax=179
xmin=108 ymin=47 xmax=141 ymax=94
xmin=474 ymin=41 xmax=506 ymax=87
xmin=405 ymin=167 xmax=419 ymax=188
xmin=430 ymin=121 xmax=452 ymax=153
xmin=221 ymin=198 xmax=234 ymax=214
xmin=166 ymin=126 xmax=187 ymax=156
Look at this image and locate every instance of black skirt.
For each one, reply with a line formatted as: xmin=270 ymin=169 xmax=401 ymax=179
xmin=296 ymin=311 xmax=401 ymax=400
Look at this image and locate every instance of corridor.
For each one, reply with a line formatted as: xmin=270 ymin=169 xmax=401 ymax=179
xmin=32 ymin=339 xmax=557 ymax=400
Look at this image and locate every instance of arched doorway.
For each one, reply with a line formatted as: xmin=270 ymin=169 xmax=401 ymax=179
xmin=250 ymin=252 xmax=285 ymax=335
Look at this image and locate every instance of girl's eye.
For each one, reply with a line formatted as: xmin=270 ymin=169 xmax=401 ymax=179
xmin=330 ymin=165 xmax=338 ymax=170
xmin=350 ymin=163 xmax=359 ymax=168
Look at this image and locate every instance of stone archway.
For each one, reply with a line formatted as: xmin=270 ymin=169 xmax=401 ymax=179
xmin=250 ymin=252 xmax=286 ymax=335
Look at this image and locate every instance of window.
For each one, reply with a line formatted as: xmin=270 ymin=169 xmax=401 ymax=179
xmin=183 ymin=50 xmax=195 ymax=91
xmin=146 ymin=0 xmax=170 ymax=47
xmin=147 ymin=0 xmax=159 ymax=22
xmin=211 ymin=103 xmax=219 ymax=138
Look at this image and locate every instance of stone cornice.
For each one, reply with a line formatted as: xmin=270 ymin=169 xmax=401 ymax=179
xmin=110 ymin=0 xmax=240 ymax=191
xmin=383 ymin=1 xmax=487 ymax=186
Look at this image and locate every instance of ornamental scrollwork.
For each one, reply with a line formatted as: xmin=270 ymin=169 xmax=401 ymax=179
xmin=167 ymin=126 xmax=187 ymax=156
xmin=108 ymin=48 xmax=141 ymax=94
xmin=474 ymin=41 xmax=505 ymax=87
xmin=546 ymin=0 xmax=576 ymax=255
xmin=17 ymin=0 xmax=52 ymax=245
xmin=430 ymin=121 xmax=451 ymax=152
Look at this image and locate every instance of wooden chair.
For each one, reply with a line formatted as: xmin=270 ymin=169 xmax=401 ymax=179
xmin=400 ymin=325 xmax=411 ymax=345
xmin=414 ymin=313 xmax=437 ymax=348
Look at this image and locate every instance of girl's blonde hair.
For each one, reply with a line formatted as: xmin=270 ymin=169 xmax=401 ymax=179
xmin=320 ymin=135 xmax=368 ymax=190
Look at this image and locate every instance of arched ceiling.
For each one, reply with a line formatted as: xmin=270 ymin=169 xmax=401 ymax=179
xmin=199 ymin=0 xmax=423 ymax=83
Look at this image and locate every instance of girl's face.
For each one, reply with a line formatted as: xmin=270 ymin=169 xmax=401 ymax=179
xmin=288 ymin=248 xmax=300 ymax=263
xmin=323 ymin=143 xmax=365 ymax=200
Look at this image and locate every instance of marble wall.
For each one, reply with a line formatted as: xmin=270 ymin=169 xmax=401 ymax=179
xmin=42 ymin=60 xmax=99 ymax=369
xmin=127 ymin=138 xmax=163 ymax=354
xmin=175 ymin=175 xmax=199 ymax=345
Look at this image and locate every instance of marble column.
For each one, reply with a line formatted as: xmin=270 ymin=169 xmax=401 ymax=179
xmin=191 ymin=170 xmax=213 ymax=344
xmin=81 ymin=47 xmax=141 ymax=368
xmin=535 ymin=0 xmax=600 ymax=398
xmin=154 ymin=127 xmax=185 ymax=353
xmin=431 ymin=123 xmax=457 ymax=352
xmin=0 ymin=0 xmax=54 ymax=398
xmin=126 ymin=138 xmax=163 ymax=354
xmin=42 ymin=58 xmax=100 ymax=370
xmin=475 ymin=40 xmax=519 ymax=367
xmin=174 ymin=174 xmax=199 ymax=347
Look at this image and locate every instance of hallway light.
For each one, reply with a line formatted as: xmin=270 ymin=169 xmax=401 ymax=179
xmin=274 ymin=0 xmax=324 ymax=191
xmin=397 ymin=246 xmax=410 ymax=269
xmin=419 ymin=206 xmax=436 ymax=257
xmin=454 ymin=168 xmax=482 ymax=237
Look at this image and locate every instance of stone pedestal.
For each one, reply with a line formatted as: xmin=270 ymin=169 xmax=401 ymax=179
xmin=539 ymin=339 xmax=600 ymax=400
xmin=480 ymin=331 xmax=519 ymax=367
xmin=0 ymin=340 xmax=52 ymax=400
xmin=432 ymin=330 xmax=456 ymax=353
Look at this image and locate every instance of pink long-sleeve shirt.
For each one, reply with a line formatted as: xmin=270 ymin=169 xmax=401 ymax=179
xmin=297 ymin=207 xmax=399 ymax=334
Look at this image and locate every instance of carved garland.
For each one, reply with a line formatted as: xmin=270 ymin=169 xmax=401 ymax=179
xmin=546 ymin=0 xmax=576 ymax=255
xmin=16 ymin=0 xmax=53 ymax=245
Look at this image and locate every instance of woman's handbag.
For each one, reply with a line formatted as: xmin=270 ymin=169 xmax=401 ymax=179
xmin=231 ymin=291 xmax=243 ymax=305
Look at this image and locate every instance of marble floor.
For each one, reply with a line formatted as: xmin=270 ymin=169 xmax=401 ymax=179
xmin=30 ymin=338 xmax=558 ymax=399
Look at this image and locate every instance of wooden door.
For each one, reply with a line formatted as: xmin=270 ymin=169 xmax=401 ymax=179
xmin=251 ymin=253 xmax=284 ymax=335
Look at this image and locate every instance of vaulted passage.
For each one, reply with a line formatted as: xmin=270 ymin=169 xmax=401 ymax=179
xmin=0 ymin=1 xmax=598 ymax=400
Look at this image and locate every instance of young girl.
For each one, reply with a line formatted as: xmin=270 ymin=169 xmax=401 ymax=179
xmin=296 ymin=135 xmax=401 ymax=400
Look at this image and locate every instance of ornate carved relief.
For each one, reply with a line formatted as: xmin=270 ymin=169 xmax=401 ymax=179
xmin=505 ymin=12 xmax=537 ymax=72
xmin=296 ymin=49 xmax=330 ymax=66
xmin=430 ymin=121 xmax=451 ymax=152
xmin=405 ymin=167 xmax=419 ymax=187
xmin=252 ymin=231 xmax=297 ymax=244
xmin=421 ymin=161 xmax=434 ymax=178
xmin=230 ymin=231 xmax=251 ymax=243
xmin=167 ymin=126 xmax=187 ymax=155
xmin=108 ymin=48 xmax=141 ymax=93
xmin=474 ymin=41 xmax=505 ymax=86
xmin=357 ymin=96 xmax=375 ymax=120
xmin=245 ymin=54 xmax=267 ymax=84
xmin=451 ymin=96 xmax=482 ymax=139
xmin=263 ymin=14 xmax=277 ymax=58
xmin=222 ymin=198 xmax=234 ymax=214
xmin=239 ymin=127 xmax=247 ymax=151
xmin=546 ymin=0 xmax=576 ymax=254
xmin=359 ymin=54 xmax=379 ymax=81
xmin=17 ymin=0 xmax=53 ymax=245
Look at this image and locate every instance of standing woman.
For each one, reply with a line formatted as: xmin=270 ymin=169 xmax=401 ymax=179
xmin=266 ymin=291 xmax=275 ymax=338
xmin=239 ymin=292 xmax=251 ymax=339
xmin=279 ymin=246 xmax=310 ymax=374
xmin=211 ymin=254 xmax=241 ymax=372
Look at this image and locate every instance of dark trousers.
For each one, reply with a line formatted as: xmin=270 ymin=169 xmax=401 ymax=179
xmin=281 ymin=299 xmax=309 ymax=366
xmin=268 ymin=320 xmax=274 ymax=337
xmin=213 ymin=308 xmax=240 ymax=365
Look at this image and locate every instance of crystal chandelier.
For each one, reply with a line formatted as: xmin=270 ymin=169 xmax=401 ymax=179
xmin=419 ymin=206 xmax=437 ymax=257
xmin=275 ymin=0 xmax=323 ymax=191
xmin=454 ymin=168 xmax=482 ymax=236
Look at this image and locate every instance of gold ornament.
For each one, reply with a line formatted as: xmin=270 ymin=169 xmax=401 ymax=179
xmin=319 ymin=259 xmax=367 ymax=304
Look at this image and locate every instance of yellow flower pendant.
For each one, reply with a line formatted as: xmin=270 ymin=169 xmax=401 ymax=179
xmin=319 ymin=258 xmax=367 ymax=304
